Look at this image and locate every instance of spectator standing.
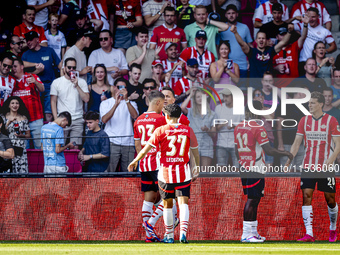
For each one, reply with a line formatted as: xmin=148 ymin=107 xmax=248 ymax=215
xmin=297 ymin=8 xmax=336 ymax=68
xmin=1 ymin=97 xmax=30 ymax=173
xmin=273 ymin=16 xmax=309 ymax=88
xmin=13 ymin=6 xmax=48 ymax=47
xmin=210 ymin=40 xmax=240 ymax=85
xmin=217 ymin=4 xmax=252 ymax=78
xmin=59 ymin=0 xmax=81 ymax=37
xmin=88 ymin=30 xmax=129 ymax=85
xmin=41 ymin=111 xmax=74 ymax=174
xmin=138 ymin=78 xmax=159 ymax=114
xmin=142 ymin=0 xmax=172 ymax=41
xmin=0 ymin=54 xmax=16 ymax=106
xmin=109 ymin=0 xmax=143 ymax=53
xmin=176 ymin=0 xmax=195 ymax=29
xmin=314 ymin=41 xmax=335 ymax=87
xmin=100 ymin=78 xmax=138 ymax=172
xmin=45 ymin=13 xmax=67 ymax=60
xmin=27 ymin=0 xmax=58 ymax=30
xmin=151 ymin=60 xmax=166 ymax=88
xmin=86 ymin=0 xmax=111 ymax=30
xmin=78 ymin=111 xmax=110 ymax=172
xmin=126 ymin=27 xmax=159 ymax=83
xmin=62 ymin=29 xmax=94 ymax=81
xmin=230 ymin=24 xmax=293 ymax=89
xmin=180 ymin=30 xmax=215 ymax=80
xmin=22 ymin=31 xmax=61 ymax=122
xmin=331 ymin=69 xmax=340 ymax=109
xmin=150 ymin=6 xmax=187 ymax=60
xmin=291 ymin=0 xmax=332 ymax=31
xmin=8 ymin=36 xmax=24 ymax=58
xmin=127 ymin=63 xmax=143 ymax=104
xmin=0 ymin=117 xmax=14 ymax=173
xmin=88 ymin=64 xmax=111 ymax=113
xmin=11 ymin=58 xmax=44 ymax=149
xmin=184 ymin=5 xmax=229 ymax=58
xmin=323 ymin=88 xmax=340 ymax=124
xmin=51 ymin=57 xmax=90 ymax=146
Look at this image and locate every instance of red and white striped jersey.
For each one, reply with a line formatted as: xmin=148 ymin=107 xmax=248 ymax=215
xmin=161 ymin=59 xmax=183 ymax=88
xmin=86 ymin=0 xmax=110 ymax=30
xmin=0 ymin=75 xmax=16 ymax=106
xmin=290 ymin=0 xmax=331 ymax=27
xmin=134 ymin=111 xmax=167 ymax=172
xmin=297 ymin=114 xmax=340 ymax=170
xmin=148 ymin=123 xmax=198 ymax=183
xmin=179 ymin=46 xmax=215 ymax=79
xmin=234 ymin=121 xmax=269 ymax=174
xmin=173 ymin=76 xmax=205 ymax=108
xmin=254 ymin=1 xmax=289 ymax=24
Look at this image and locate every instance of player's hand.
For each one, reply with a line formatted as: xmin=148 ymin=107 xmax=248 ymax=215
xmin=324 ymin=158 xmax=333 ymax=171
xmin=128 ymin=161 xmax=138 ymax=172
xmin=192 ymin=166 xmax=199 ymax=182
xmin=284 ymin=158 xmax=292 ymax=169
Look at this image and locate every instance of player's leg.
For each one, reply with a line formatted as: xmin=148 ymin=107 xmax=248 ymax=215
xmin=178 ymin=196 xmax=189 ymax=243
xmin=141 ymin=172 xmax=160 ymax=242
xmin=298 ymin=178 xmax=316 ymax=242
xmin=319 ymin=177 xmax=337 ymax=242
xmin=159 ymin=181 xmax=175 ymax=243
xmin=241 ymin=176 xmax=265 ymax=243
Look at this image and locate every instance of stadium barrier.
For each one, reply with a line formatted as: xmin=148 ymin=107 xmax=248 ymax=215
xmin=0 ymin=176 xmax=338 ymax=240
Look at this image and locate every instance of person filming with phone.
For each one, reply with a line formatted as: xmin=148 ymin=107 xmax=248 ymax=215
xmin=100 ymin=78 xmax=138 ymax=172
xmin=50 ymin=57 xmax=90 ymax=149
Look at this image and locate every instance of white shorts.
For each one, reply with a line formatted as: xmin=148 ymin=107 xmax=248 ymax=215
xmin=44 ymin=165 xmax=69 ymax=174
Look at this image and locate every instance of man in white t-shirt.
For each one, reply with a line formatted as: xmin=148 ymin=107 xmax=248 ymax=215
xmin=50 ymin=57 xmax=90 ymax=146
xmin=297 ymin=8 xmax=336 ymax=63
xmin=88 ymin=30 xmax=129 ymax=85
xmin=214 ymin=88 xmax=244 ymax=169
xmin=100 ymin=78 xmax=138 ymax=172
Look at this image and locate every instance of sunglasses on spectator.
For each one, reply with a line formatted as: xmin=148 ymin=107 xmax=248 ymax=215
xmin=2 ymin=63 xmax=12 ymax=69
xmin=12 ymin=41 xmax=23 ymax=45
xmin=99 ymin=37 xmax=109 ymax=41
xmin=95 ymin=63 xmax=105 ymax=68
xmin=144 ymin=85 xmax=157 ymax=90
xmin=67 ymin=66 xmax=76 ymax=70
xmin=254 ymin=93 xmax=263 ymax=97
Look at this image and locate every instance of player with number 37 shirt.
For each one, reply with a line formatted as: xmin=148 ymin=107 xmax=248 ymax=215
xmin=129 ymin=103 xmax=200 ymax=244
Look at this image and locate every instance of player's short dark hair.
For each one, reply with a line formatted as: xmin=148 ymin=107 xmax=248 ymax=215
xmin=161 ymin=86 xmax=175 ymax=98
xmin=272 ymin=3 xmax=283 ymax=12
xmin=142 ymin=78 xmax=157 ymax=88
xmin=85 ymin=111 xmax=100 ymax=120
xmin=130 ymin=63 xmax=141 ymax=71
xmin=164 ymin=6 xmax=176 ymax=14
xmin=100 ymin=29 xmax=112 ymax=38
xmin=163 ymin=103 xmax=181 ymax=118
xmin=148 ymin=90 xmax=165 ymax=103
xmin=307 ymin=7 xmax=319 ymax=16
xmin=311 ymin=91 xmax=325 ymax=106
xmin=64 ymin=57 xmax=77 ymax=66
xmin=136 ymin=27 xmax=149 ymax=36
xmin=58 ymin=111 xmax=72 ymax=126
xmin=323 ymin=87 xmax=333 ymax=95
xmin=114 ymin=77 xmax=128 ymax=86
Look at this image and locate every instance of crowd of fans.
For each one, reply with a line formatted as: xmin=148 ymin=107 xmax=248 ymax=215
xmin=0 ymin=0 xmax=339 ymax=173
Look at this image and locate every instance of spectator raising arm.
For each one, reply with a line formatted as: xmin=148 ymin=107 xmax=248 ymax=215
xmin=230 ymin=25 xmax=250 ymax=54
xmin=144 ymin=2 xmax=171 ymax=27
xmin=207 ymin=18 xmax=229 ymax=32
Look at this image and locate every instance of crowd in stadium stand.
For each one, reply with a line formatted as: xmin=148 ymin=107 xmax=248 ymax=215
xmin=0 ymin=0 xmax=339 ymax=173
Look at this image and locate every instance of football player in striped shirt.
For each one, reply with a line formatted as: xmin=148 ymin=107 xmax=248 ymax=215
xmin=129 ymin=103 xmax=199 ymax=243
xmin=235 ymin=100 xmax=292 ymax=242
xmin=131 ymin=90 xmax=167 ymax=242
xmin=287 ymin=91 xmax=340 ymax=242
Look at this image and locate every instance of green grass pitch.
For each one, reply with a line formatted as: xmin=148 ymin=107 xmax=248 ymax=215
xmin=0 ymin=241 xmax=340 ymax=255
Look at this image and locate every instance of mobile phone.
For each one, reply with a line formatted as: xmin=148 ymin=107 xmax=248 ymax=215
xmin=72 ymin=141 xmax=77 ymax=146
xmin=226 ymin=59 xmax=233 ymax=69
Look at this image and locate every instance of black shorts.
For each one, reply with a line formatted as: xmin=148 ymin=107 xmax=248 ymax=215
xmin=158 ymin=180 xmax=191 ymax=200
xmin=301 ymin=177 xmax=336 ymax=193
xmin=241 ymin=177 xmax=265 ymax=198
xmin=141 ymin=171 xmax=158 ymax=192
